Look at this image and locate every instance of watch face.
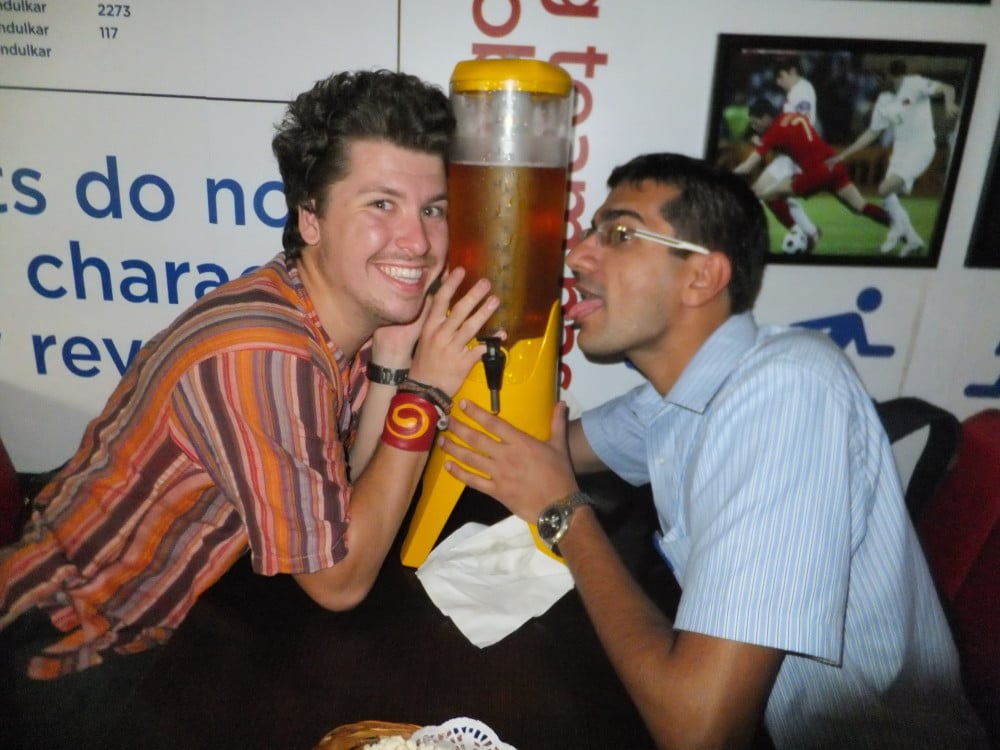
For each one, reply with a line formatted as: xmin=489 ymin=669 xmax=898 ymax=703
xmin=537 ymin=507 xmax=564 ymax=543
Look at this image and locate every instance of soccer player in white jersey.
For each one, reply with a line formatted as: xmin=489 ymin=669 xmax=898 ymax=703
xmin=828 ymin=59 xmax=959 ymax=255
xmin=751 ymin=57 xmax=823 ymax=251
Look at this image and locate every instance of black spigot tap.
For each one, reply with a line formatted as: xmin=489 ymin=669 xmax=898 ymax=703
xmin=481 ymin=337 xmax=506 ymax=414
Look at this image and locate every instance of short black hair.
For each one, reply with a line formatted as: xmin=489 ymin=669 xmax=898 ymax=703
xmin=272 ymin=69 xmax=455 ymax=258
xmin=606 ymin=153 xmax=768 ymax=314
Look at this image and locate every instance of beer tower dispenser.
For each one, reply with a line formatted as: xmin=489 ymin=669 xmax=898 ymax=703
xmin=400 ymin=58 xmax=574 ymax=567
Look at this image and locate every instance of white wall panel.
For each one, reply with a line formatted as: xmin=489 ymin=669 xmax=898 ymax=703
xmin=0 ymin=1 xmax=398 ymax=469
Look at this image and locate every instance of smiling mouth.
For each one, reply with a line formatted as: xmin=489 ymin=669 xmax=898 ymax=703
xmin=378 ymin=264 xmax=424 ymax=285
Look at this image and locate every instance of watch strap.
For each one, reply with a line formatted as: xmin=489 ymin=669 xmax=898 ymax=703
xmin=366 ymin=362 xmax=409 ymax=386
xmin=544 ymin=490 xmax=591 ymax=550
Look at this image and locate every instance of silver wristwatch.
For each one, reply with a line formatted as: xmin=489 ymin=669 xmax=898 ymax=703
xmin=536 ymin=491 xmax=591 ymax=552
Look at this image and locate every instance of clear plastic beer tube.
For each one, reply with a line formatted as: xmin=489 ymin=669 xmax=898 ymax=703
xmin=447 ymin=59 xmax=574 ymax=347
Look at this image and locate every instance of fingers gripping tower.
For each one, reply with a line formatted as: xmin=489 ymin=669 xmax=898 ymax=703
xmin=400 ymin=58 xmax=574 ymax=567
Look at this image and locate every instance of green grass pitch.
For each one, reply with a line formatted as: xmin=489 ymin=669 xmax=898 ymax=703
xmin=767 ymin=195 xmax=939 ymax=258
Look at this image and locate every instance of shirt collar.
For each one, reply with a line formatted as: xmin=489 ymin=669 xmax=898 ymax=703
xmin=281 ymin=252 xmax=372 ymax=369
xmin=663 ymin=312 xmax=758 ymax=414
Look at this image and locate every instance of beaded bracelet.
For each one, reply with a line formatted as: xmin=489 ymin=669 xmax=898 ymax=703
xmin=397 ymin=377 xmax=452 ymax=419
xmin=381 ymin=392 xmax=440 ymax=452
xmin=366 ymin=362 xmax=409 ymax=386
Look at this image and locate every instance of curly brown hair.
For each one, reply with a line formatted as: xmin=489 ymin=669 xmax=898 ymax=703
xmin=271 ymin=69 xmax=455 ymax=258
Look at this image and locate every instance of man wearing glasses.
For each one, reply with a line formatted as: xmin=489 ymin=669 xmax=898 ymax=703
xmin=441 ymin=153 xmax=985 ymax=748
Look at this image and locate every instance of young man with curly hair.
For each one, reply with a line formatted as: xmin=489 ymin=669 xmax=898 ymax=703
xmin=1 ymin=69 xmax=496 ymax=747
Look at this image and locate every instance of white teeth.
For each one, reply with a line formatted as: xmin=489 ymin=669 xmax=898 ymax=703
xmin=382 ymin=265 xmax=422 ymax=282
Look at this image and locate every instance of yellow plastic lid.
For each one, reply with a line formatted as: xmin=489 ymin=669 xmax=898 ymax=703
xmin=450 ymin=58 xmax=572 ymax=95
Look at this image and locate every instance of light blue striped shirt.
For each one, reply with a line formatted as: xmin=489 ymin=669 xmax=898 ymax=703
xmin=582 ymin=313 xmax=985 ymax=748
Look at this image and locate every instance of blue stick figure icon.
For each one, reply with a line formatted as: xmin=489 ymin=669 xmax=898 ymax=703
xmin=964 ymin=339 xmax=1000 ymax=399
xmin=792 ymin=287 xmax=895 ymax=357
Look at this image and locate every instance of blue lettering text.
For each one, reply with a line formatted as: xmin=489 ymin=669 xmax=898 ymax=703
xmin=33 ymin=333 xmax=144 ymax=377
xmin=207 ymin=177 xmax=286 ymax=227
xmin=26 ymin=241 xmax=237 ymax=304
xmin=0 ymin=165 xmax=46 ymax=215
xmin=76 ymin=155 xmax=175 ymax=221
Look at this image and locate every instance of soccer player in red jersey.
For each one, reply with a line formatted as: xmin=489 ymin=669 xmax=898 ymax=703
xmin=734 ymin=98 xmax=894 ymax=253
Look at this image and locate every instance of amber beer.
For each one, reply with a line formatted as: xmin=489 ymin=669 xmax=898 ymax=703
xmin=448 ymin=162 xmax=568 ymax=346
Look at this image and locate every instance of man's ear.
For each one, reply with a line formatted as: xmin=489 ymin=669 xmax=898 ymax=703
xmin=683 ymin=252 xmax=732 ymax=308
xmin=298 ymin=204 xmax=320 ymax=246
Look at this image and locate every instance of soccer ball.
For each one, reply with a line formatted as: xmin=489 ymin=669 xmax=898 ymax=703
xmin=781 ymin=226 xmax=809 ymax=255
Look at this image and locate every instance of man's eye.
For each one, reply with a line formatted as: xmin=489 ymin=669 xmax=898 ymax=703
xmin=423 ymin=204 xmax=447 ymax=218
xmin=610 ymin=226 xmax=631 ymax=246
xmin=372 ymin=199 xmax=392 ymax=210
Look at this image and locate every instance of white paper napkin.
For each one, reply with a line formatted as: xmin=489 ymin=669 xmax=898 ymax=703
xmin=415 ymin=514 xmax=575 ymax=647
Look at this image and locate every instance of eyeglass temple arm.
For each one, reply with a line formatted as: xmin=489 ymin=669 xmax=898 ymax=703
xmin=623 ymin=226 xmax=712 ymax=255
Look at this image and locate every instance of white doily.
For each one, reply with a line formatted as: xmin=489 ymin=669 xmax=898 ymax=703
xmin=410 ymin=717 xmax=516 ymax=750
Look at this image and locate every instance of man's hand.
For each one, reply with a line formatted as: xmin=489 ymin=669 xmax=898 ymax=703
xmin=406 ymin=267 xmax=501 ymax=398
xmin=440 ymin=400 xmax=578 ymax=521
xmin=370 ymin=291 xmax=434 ymax=371
xmin=355 ymin=268 xmax=499 ymax=476
xmin=371 ymin=267 xmax=499 ymax=377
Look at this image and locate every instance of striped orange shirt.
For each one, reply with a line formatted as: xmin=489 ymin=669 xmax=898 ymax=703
xmin=0 ymin=254 xmax=370 ymax=677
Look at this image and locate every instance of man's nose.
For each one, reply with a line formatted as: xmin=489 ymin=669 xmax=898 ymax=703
xmin=566 ymin=229 xmax=599 ymax=272
xmin=397 ymin=214 xmax=432 ymax=255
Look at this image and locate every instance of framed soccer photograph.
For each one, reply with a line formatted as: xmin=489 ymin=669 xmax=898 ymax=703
xmin=965 ymin=114 xmax=1000 ymax=268
xmin=706 ymin=34 xmax=984 ymax=267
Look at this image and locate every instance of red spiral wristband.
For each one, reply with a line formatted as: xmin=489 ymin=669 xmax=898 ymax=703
xmin=381 ymin=392 xmax=440 ymax=452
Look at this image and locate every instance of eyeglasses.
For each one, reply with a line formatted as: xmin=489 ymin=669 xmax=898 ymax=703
xmin=580 ymin=222 xmax=712 ymax=256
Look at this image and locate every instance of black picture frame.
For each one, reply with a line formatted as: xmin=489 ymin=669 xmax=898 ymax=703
xmin=966 ymin=114 xmax=1000 ymax=268
xmin=706 ymin=34 xmax=984 ymax=267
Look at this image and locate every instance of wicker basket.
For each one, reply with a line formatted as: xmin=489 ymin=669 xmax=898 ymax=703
xmin=313 ymin=720 xmax=422 ymax=750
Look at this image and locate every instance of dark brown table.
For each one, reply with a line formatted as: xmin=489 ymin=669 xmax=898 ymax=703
xmin=114 ymin=478 xmax=672 ymax=750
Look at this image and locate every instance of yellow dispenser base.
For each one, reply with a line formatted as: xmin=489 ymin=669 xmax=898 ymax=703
xmin=400 ymin=301 xmax=563 ymax=568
